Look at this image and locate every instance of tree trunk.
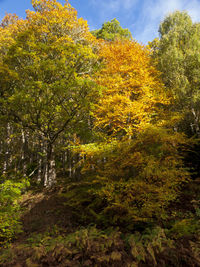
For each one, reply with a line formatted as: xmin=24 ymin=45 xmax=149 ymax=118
xmin=21 ymin=129 xmax=28 ymax=177
xmin=191 ymin=108 xmax=200 ymax=137
xmin=44 ymin=142 xmax=56 ymax=187
xmin=3 ymin=123 xmax=11 ymax=175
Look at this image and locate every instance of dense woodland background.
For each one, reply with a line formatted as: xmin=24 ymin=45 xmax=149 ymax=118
xmin=0 ymin=0 xmax=200 ymax=266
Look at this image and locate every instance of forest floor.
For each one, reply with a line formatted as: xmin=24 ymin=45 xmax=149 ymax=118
xmin=0 ymin=180 xmax=200 ymax=267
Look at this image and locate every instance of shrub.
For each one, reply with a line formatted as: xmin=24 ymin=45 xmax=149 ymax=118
xmin=0 ymin=178 xmax=29 ymax=247
xmin=76 ymin=127 xmax=190 ymax=226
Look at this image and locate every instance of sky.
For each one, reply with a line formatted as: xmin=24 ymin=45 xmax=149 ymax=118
xmin=1 ymin=0 xmax=200 ymax=44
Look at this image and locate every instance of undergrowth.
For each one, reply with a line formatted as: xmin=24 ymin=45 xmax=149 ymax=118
xmin=0 ymin=225 xmax=176 ymax=266
xmin=0 ymin=176 xmax=29 ymax=247
xmin=0 ymin=179 xmax=200 ymax=266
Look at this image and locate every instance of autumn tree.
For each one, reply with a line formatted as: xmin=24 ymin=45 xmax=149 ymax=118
xmin=77 ymin=40 xmax=189 ymax=224
xmin=0 ymin=0 xmax=99 ymax=186
xmin=91 ymin=18 xmax=132 ymax=41
xmin=93 ymin=41 xmax=168 ymax=135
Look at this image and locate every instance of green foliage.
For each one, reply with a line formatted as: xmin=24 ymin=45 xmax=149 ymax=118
xmin=91 ymin=18 xmax=132 ymax=41
xmin=10 ymin=226 xmax=125 ymax=266
xmin=1 ymin=27 xmax=98 ymax=138
xmin=0 ymin=0 xmax=100 ymax=186
xmin=0 ymin=247 xmax=14 ymax=266
xmin=169 ymin=218 xmax=200 ymax=239
xmin=159 ymin=11 xmax=192 ymax=36
xmin=151 ymin=11 xmax=200 ymax=137
xmin=0 ymin=178 xmax=29 ymax=247
xmin=0 ymin=224 xmax=174 ymax=266
xmin=126 ymin=226 xmax=173 ymax=265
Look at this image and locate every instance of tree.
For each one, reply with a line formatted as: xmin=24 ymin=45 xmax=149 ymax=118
xmin=77 ymin=40 xmax=189 ymax=224
xmin=150 ymin=11 xmax=200 ymax=137
xmin=91 ymin=18 xmax=132 ymax=41
xmin=0 ymin=0 xmax=99 ymax=186
xmin=93 ymin=40 xmax=168 ymax=136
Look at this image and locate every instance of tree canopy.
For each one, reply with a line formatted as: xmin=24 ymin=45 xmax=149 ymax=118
xmin=91 ymin=18 xmax=132 ymax=41
xmin=0 ymin=0 xmax=99 ymax=186
xmin=151 ymin=11 xmax=200 ymax=136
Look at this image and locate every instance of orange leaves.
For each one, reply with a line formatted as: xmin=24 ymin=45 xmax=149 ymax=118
xmin=94 ymin=40 xmax=168 ymax=136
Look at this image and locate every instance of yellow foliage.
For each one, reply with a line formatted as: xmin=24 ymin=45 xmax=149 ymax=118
xmin=78 ymin=126 xmax=189 ymax=222
xmin=28 ymin=0 xmax=95 ymax=44
xmin=75 ymin=39 xmax=190 ymax=223
xmin=93 ymin=40 xmax=170 ymax=136
xmin=0 ymin=0 xmax=97 ymax=61
xmin=0 ymin=14 xmax=27 ymax=58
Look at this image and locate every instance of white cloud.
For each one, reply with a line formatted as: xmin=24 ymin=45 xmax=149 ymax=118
xmin=184 ymin=0 xmax=200 ymax=22
xmin=90 ymin=0 xmax=118 ymax=21
xmin=89 ymin=0 xmax=200 ymax=43
xmin=90 ymin=0 xmax=138 ymax=21
xmin=123 ymin=0 xmax=138 ymax=10
xmin=134 ymin=0 xmax=200 ymax=43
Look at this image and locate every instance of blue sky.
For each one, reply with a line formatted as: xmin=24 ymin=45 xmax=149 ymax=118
xmin=1 ymin=0 xmax=200 ymax=44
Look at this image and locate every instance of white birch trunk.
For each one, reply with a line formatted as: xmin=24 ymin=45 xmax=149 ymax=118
xmin=191 ymin=108 xmax=200 ymax=137
xmin=3 ymin=123 xmax=11 ymax=175
xmin=44 ymin=143 xmax=56 ymax=187
xmin=21 ymin=129 xmax=27 ymax=177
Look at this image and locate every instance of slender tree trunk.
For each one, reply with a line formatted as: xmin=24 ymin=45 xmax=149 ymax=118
xmin=3 ymin=123 xmax=11 ymax=175
xmin=43 ymin=139 xmax=48 ymax=187
xmin=62 ymin=150 xmax=67 ymax=175
xmin=191 ymin=108 xmax=200 ymax=137
xmin=48 ymin=144 xmax=56 ymax=186
xmin=44 ymin=142 xmax=56 ymax=187
xmin=37 ymin=156 xmax=42 ymax=184
xmin=37 ymin=137 xmax=44 ymax=184
xmin=44 ymin=162 xmax=48 ymax=187
xmin=68 ymin=149 xmax=72 ymax=178
xmin=21 ymin=129 xmax=28 ymax=177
